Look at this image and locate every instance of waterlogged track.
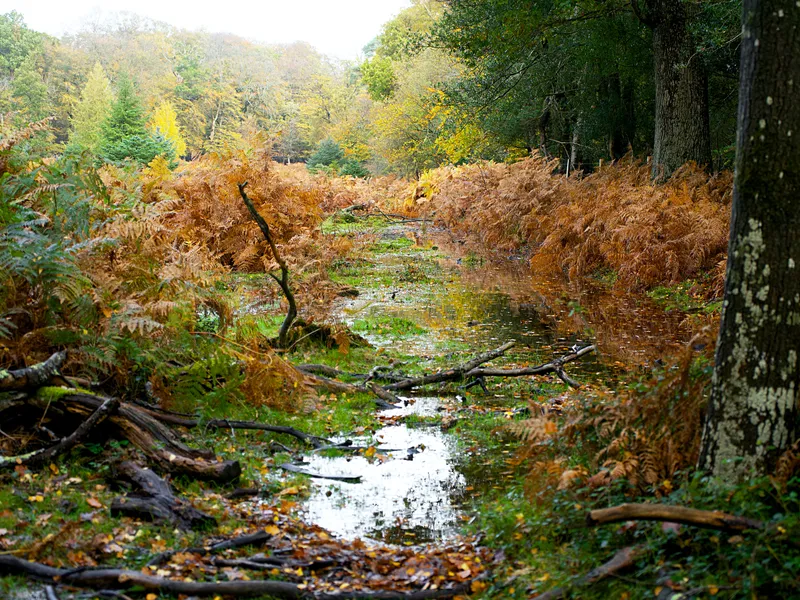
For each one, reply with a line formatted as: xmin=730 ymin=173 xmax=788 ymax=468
xmin=295 ymin=225 xmax=695 ymax=544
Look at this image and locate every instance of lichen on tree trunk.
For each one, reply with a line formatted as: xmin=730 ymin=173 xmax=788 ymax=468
xmin=698 ymin=0 xmax=800 ymax=481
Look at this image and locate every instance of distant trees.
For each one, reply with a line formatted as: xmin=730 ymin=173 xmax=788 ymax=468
xmin=699 ymin=0 xmax=800 ymax=480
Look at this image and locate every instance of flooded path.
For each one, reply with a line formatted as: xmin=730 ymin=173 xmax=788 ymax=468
xmin=295 ymin=225 xmax=697 ymax=544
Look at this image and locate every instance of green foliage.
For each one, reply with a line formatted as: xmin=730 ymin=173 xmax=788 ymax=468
xmin=360 ymin=56 xmax=396 ymax=101
xmin=69 ymin=62 xmax=113 ymax=153
xmin=338 ymin=158 xmax=370 ymax=178
xmin=0 ymin=11 xmax=46 ymax=77
xmin=11 ymin=53 xmax=50 ymax=121
xmin=308 ymin=138 xmax=344 ymax=170
xmin=99 ymin=74 xmax=176 ymax=165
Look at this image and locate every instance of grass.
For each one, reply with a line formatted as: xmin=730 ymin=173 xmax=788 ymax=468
xmin=647 ymin=280 xmax=723 ymax=313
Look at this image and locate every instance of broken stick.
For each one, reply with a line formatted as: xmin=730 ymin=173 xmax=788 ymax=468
xmin=586 ymin=503 xmax=764 ymax=533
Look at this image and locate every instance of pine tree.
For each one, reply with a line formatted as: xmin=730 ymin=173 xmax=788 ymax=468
xmin=99 ymin=73 xmax=174 ymax=165
xmin=69 ymin=62 xmax=113 ymax=153
xmin=150 ymin=100 xmax=186 ymax=159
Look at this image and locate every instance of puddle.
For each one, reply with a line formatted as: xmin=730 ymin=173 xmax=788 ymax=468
xmin=299 ymin=396 xmax=465 ymax=544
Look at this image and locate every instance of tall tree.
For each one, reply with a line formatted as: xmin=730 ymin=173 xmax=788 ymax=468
xmin=698 ymin=0 xmax=800 ymax=480
xmin=69 ymin=62 xmax=113 ymax=153
xmin=632 ymin=0 xmax=712 ymax=178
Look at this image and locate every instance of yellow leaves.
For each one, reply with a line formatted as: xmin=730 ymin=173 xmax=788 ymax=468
xmin=146 ymin=594 xmax=158 ymax=600
xmin=364 ymin=446 xmax=377 ymax=458
xmin=264 ymin=525 xmax=280 ymax=535
xmin=28 ymin=495 xmax=44 ymax=503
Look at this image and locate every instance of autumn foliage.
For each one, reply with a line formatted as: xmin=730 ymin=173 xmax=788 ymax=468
xmin=412 ymin=156 xmax=733 ymax=297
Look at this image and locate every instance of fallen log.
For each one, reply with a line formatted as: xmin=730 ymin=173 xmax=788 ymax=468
xmin=531 ymin=545 xmax=646 ymax=600
xmin=586 ymin=503 xmax=764 ymax=532
xmin=0 ymin=555 xmax=302 ymax=599
xmin=0 ymin=396 xmax=119 ymax=470
xmin=384 ymin=341 xmax=516 ymax=391
xmin=465 ymin=345 xmax=596 ymax=389
xmin=30 ymin=390 xmax=240 ymax=483
xmin=279 ymin=462 xmax=362 ymax=483
xmin=303 ymin=373 xmax=399 ymax=410
xmin=0 ymin=554 xmax=475 ymax=599
xmin=0 ymin=351 xmax=67 ymax=392
xmin=110 ymin=461 xmax=216 ymax=530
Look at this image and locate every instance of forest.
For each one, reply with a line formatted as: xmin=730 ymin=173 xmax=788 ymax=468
xmin=0 ymin=0 xmax=799 ymax=599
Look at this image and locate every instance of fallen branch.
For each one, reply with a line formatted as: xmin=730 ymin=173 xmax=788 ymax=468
xmin=137 ymin=410 xmax=332 ymax=449
xmin=0 ymin=396 xmax=119 ymax=470
xmin=384 ymin=341 xmax=516 ymax=391
xmin=531 ymin=545 xmax=646 ymax=600
xmin=147 ymin=530 xmax=275 ymax=566
xmin=586 ymin=503 xmax=765 ymax=533
xmin=0 ymin=351 xmax=67 ymax=392
xmin=110 ymin=461 xmax=216 ymax=530
xmin=238 ymin=181 xmax=296 ymax=349
xmin=303 ymin=374 xmax=399 ymax=410
xmin=279 ymin=462 xmax=362 ymax=483
xmin=465 ymin=345 xmax=596 ymax=389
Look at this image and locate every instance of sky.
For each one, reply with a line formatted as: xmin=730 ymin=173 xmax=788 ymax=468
xmin=0 ymin=0 xmax=412 ymax=60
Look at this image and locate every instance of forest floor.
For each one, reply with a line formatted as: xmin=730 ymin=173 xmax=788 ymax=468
xmin=1 ymin=212 xmax=798 ymax=600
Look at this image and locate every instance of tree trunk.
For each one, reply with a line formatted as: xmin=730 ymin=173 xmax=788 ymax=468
xmin=698 ymin=0 xmax=800 ymax=481
xmin=641 ymin=0 xmax=712 ymax=178
xmin=607 ymin=74 xmax=627 ymax=161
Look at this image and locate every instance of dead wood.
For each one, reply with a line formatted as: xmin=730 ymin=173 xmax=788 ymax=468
xmin=147 ymin=530 xmax=275 ymax=566
xmin=238 ymin=181 xmax=297 ymax=349
xmin=279 ymin=462 xmax=362 ymax=483
xmin=44 ymin=585 xmax=60 ymax=600
xmin=303 ymin=373 xmax=399 ymax=409
xmin=31 ymin=391 xmax=240 ymax=483
xmin=0 ymin=396 xmax=119 ymax=470
xmin=110 ymin=461 xmax=215 ymax=530
xmin=586 ymin=503 xmax=764 ymax=532
xmin=384 ymin=341 xmax=516 ymax=391
xmin=531 ymin=545 xmax=646 ymax=600
xmin=136 ymin=409 xmax=332 ymax=449
xmin=465 ymin=345 xmax=596 ymax=389
xmin=1 ymin=553 xmax=475 ymax=599
xmin=0 ymin=555 xmax=302 ymax=599
xmin=0 ymin=351 xmax=67 ymax=392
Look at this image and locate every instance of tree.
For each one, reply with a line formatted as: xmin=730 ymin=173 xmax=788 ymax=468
xmin=99 ymin=73 xmax=174 ymax=165
xmin=632 ymin=0 xmax=712 ymax=178
xmin=150 ymin=101 xmax=187 ymax=158
xmin=69 ymin=62 xmax=113 ymax=153
xmin=11 ymin=53 xmax=50 ymax=121
xmin=698 ymin=0 xmax=800 ymax=480
xmin=307 ymin=138 xmax=344 ymax=171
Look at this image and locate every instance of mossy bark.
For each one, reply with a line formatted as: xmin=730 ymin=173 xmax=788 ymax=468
xmin=698 ymin=0 xmax=800 ymax=481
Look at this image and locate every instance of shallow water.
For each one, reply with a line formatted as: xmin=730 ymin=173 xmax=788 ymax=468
xmin=296 ymin=227 xmax=693 ymax=543
xmin=300 ymin=397 xmax=464 ymax=544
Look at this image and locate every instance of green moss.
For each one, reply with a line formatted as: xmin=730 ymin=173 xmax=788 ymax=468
xmin=352 ymin=315 xmax=426 ymax=337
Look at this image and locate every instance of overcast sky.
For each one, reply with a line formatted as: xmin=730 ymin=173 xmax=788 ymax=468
xmin=1 ymin=0 xmax=412 ymax=59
